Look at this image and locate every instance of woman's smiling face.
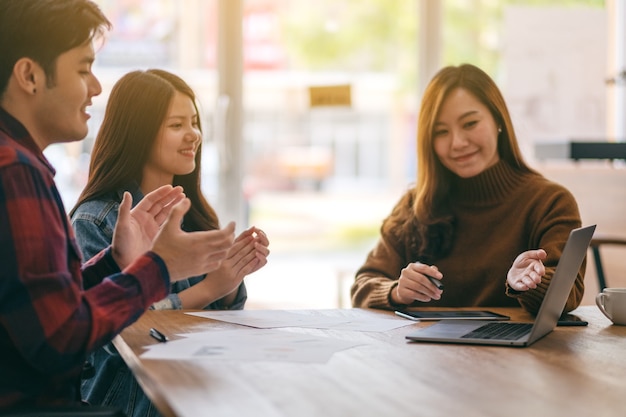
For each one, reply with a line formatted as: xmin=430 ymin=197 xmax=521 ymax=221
xmin=432 ymin=87 xmax=500 ymax=178
xmin=143 ymin=91 xmax=201 ymax=186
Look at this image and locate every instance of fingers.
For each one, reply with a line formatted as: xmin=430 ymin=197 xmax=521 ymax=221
xmin=241 ymin=229 xmax=269 ymax=270
xmin=232 ymin=247 xmax=263 ymax=277
xmin=117 ymin=191 xmax=132 ymax=224
xmin=519 ymin=265 xmax=543 ymax=290
xmin=252 ymin=227 xmax=270 ymax=246
xmin=202 ymin=223 xmax=236 ymax=256
xmin=235 ymin=226 xmax=270 ymax=247
xmin=155 ymin=194 xmax=185 ymax=225
xmin=135 ymin=185 xmax=185 ymax=225
xmin=254 ymin=253 xmax=268 ymax=269
xmin=199 ymin=223 xmax=235 ymax=251
xmin=396 ymin=280 xmax=431 ymax=303
xmin=142 ymin=184 xmax=174 ymax=202
xmin=522 ymin=249 xmax=547 ymax=262
xmin=395 ymin=263 xmax=443 ymax=304
xmin=229 ymin=236 xmax=270 ymax=275
xmin=255 ymin=241 xmax=270 ymax=258
xmin=139 ymin=185 xmax=177 ymax=209
xmin=159 ymin=222 xmax=236 ymax=281
xmin=514 ymin=249 xmax=547 ymax=268
xmin=194 ymin=226 xmax=237 ymax=275
xmin=234 ymin=227 xmax=256 ymax=242
xmin=508 ymin=249 xmax=547 ymax=291
xmin=201 ymin=245 xmax=231 ymax=265
xmin=216 ymin=225 xmax=270 ymax=280
xmin=227 ymin=235 xmax=252 ymax=256
xmin=513 ymin=274 xmax=538 ymax=291
xmin=412 ymin=262 xmax=443 ymax=290
xmin=228 ymin=226 xmax=270 ymax=262
xmin=161 ymin=198 xmax=191 ymax=234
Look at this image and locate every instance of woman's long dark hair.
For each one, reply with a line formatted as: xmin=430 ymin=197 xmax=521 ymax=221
xmin=71 ymin=69 xmax=218 ymax=231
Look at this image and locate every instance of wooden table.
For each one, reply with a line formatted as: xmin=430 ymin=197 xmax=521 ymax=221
xmin=113 ymin=306 xmax=626 ymax=417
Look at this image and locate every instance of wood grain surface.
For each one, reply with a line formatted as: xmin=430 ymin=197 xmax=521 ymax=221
xmin=113 ymin=306 xmax=626 ymax=417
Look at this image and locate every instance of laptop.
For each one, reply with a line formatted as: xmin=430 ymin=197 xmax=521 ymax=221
xmin=405 ymin=224 xmax=596 ymax=347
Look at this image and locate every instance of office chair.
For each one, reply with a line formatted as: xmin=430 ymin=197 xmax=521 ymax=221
xmin=589 ymin=234 xmax=626 ymax=290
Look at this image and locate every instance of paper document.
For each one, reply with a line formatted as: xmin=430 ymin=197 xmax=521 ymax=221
xmin=141 ymin=328 xmax=360 ymax=363
xmin=186 ymin=309 xmax=413 ymax=332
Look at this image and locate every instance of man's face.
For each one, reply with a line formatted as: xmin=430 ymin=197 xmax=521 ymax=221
xmin=33 ymin=41 xmax=102 ymax=147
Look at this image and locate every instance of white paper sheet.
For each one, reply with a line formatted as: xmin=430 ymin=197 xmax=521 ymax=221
xmin=186 ymin=309 xmax=413 ymax=332
xmin=141 ymin=328 xmax=361 ymax=363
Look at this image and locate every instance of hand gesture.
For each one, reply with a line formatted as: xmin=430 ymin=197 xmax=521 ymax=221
xmin=392 ymin=262 xmax=443 ymax=304
xmin=111 ymin=185 xmax=184 ymax=270
xmin=232 ymin=226 xmax=270 ymax=275
xmin=178 ymin=226 xmax=270 ymax=308
xmin=507 ymin=249 xmax=547 ymax=291
xmin=150 ymin=199 xmax=236 ymax=281
xmin=218 ymin=226 xmax=270 ymax=279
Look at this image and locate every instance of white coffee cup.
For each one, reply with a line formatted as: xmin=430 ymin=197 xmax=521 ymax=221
xmin=596 ymin=288 xmax=626 ymax=325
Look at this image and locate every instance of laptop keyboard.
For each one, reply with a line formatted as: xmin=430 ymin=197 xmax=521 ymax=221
xmin=461 ymin=322 xmax=533 ymax=340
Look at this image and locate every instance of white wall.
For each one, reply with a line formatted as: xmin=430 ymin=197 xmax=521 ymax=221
xmin=502 ymin=6 xmax=607 ymax=160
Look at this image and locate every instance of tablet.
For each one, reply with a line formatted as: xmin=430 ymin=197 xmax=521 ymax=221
xmin=394 ymin=310 xmax=510 ymax=321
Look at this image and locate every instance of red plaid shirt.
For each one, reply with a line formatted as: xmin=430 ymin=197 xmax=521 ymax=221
xmin=0 ymin=107 xmax=169 ymax=407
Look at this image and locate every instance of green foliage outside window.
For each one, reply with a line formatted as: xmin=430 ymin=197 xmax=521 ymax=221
xmin=278 ymin=0 xmax=604 ymax=91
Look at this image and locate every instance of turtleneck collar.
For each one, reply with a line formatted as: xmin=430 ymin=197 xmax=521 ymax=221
xmin=449 ymin=160 xmax=529 ymax=206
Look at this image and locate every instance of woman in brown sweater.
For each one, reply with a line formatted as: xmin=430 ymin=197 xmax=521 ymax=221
xmin=351 ymin=64 xmax=584 ymax=315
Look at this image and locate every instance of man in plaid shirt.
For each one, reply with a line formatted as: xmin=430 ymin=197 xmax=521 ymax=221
xmin=0 ymin=0 xmax=235 ymax=410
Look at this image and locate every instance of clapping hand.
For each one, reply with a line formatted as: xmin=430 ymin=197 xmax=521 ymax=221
xmin=221 ymin=226 xmax=270 ymax=278
xmin=202 ymin=226 xmax=270 ymax=298
xmin=111 ymin=185 xmax=184 ymax=270
xmin=177 ymin=226 xmax=270 ymax=308
xmin=111 ymin=185 xmax=236 ymax=281
xmin=150 ymin=199 xmax=235 ymax=281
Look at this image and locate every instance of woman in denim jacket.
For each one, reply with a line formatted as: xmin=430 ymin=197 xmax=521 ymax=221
xmin=70 ymin=69 xmax=270 ymax=417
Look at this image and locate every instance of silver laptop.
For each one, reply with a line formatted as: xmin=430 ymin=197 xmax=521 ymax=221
xmin=405 ymin=225 xmax=596 ymax=347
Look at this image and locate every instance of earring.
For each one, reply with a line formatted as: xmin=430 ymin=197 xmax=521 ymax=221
xmin=497 ymin=127 xmax=502 ymax=133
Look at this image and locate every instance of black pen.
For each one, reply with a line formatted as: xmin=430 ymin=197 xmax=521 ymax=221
xmin=149 ymin=327 xmax=168 ymax=343
xmin=426 ymin=274 xmax=444 ymax=290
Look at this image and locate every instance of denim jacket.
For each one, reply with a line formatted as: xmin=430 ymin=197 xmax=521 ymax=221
xmin=70 ymin=182 xmax=246 ymax=416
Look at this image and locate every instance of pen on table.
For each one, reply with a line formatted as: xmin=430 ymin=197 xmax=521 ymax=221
xmin=426 ymin=274 xmax=444 ymax=290
xmin=149 ymin=327 xmax=168 ymax=343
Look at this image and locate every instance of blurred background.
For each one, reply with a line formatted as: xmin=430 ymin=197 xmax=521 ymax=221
xmin=48 ymin=0 xmax=624 ymax=309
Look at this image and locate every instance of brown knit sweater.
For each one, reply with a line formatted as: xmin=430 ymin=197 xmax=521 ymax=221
xmin=351 ymin=161 xmax=585 ymax=314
